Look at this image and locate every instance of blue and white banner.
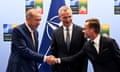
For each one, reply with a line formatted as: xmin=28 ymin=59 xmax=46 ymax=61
xmin=38 ymin=0 xmax=65 ymax=72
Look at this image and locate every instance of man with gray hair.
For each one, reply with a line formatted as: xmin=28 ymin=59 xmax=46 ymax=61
xmin=6 ymin=8 xmax=55 ymax=72
xmin=50 ymin=6 xmax=87 ymax=72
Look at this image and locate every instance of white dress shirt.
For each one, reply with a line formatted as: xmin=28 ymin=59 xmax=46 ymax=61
xmin=63 ymin=24 xmax=73 ymax=42
xmin=93 ymin=34 xmax=100 ymax=53
xmin=58 ymin=24 xmax=73 ymax=64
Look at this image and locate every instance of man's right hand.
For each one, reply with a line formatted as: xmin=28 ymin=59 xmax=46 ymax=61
xmin=46 ymin=55 xmax=59 ymax=65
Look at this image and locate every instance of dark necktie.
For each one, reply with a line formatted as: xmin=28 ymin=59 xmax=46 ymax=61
xmin=90 ymin=40 xmax=99 ymax=53
xmin=89 ymin=40 xmax=95 ymax=48
xmin=66 ymin=27 xmax=70 ymax=50
xmin=90 ymin=40 xmax=94 ymax=45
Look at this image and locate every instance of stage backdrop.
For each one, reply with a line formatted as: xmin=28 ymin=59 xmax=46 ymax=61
xmin=0 ymin=0 xmax=120 ymax=72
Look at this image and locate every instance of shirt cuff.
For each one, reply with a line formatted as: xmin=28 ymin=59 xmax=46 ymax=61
xmin=58 ymin=58 xmax=61 ymax=64
xmin=43 ymin=56 xmax=47 ymax=62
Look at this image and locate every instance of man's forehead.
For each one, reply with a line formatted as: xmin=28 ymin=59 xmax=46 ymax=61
xmin=84 ymin=22 xmax=89 ymax=26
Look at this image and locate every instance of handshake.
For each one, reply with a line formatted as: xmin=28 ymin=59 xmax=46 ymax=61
xmin=45 ymin=55 xmax=60 ymax=65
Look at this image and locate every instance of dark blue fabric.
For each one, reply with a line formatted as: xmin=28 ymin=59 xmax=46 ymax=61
xmin=38 ymin=0 xmax=65 ymax=72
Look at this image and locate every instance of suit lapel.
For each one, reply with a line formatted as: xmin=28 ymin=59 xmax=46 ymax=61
xmin=88 ymin=40 xmax=98 ymax=54
xmin=89 ymin=36 xmax=103 ymax=54
xmin=99 ymin=36 xmax=103 ymax=54
xmin=61 ymin=27 xmax=66 ymax=47
xmin=23 ymin=24 xmax=36 ymax=51
xmin=70 ymin=25 xmax=75 ymax=50
xmin=60 ymin=26 xmax=69 ymax=51
xmin=34 ymin=31 xmax=38 ymax=51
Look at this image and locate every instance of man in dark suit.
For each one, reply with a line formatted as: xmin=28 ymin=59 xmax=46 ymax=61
xmin=6 ymin=8 xmax=55 ymax=72
xmin=50 ymin=6 xmax=87 ymax=72
xmin=56 ymin=18 xmax=120 ymax=72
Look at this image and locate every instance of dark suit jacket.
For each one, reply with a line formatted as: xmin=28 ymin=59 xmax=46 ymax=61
xmin=61 ymin=36 xmax=120 ymax=72
xmin=6 ymin=24 xmax=44 ymax=72
xmin=50 ymin=24 xmax=87 ymax=72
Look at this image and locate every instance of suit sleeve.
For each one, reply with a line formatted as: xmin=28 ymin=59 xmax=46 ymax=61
xmin=60 ymin=43 xmax=87 ymax=63
xmin=12 ymin=28 xmax=44 ymax=63
xmin=111 ymin=39 xmax=120 ymax=63
xmin=50 ymin=30 xmax=60 ymax=71
xmin=50 ymin=31 xmax=58 ymax=57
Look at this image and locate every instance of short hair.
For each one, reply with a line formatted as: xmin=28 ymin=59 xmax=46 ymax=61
xmin=26 ymin=8 xmax=41 ymax=18
xmin=58 ymin=6 xmax=72 ymax=15
xmin=85 ymin=18 xmax=101 ymax=33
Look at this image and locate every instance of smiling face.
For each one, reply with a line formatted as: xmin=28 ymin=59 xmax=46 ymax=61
xmin=59 ymin=6 xmax=73 ymax=27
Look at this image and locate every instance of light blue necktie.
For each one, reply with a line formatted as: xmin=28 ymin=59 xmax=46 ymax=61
xmin=87 ymin=60 xmax=94 ymax=72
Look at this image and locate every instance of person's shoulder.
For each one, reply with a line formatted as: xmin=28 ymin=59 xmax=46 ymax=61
xmin=54 ymin=26 xmax=63 ymax=32
xmin=73 ymin=24 xmax=83 ymax=31
xmin=13 ymin=23 xmax=25 ymax=32
xmin=102 ymin=36 xmax=116 ymax=43
xmin=101 ymin=36 xmax=119 ymax=48
xmin=14 ymin=23 xmax=25 ymax=29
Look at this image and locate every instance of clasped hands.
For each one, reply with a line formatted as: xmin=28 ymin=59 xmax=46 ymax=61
xmin=46 ymin=55 xmax=60 ymax=65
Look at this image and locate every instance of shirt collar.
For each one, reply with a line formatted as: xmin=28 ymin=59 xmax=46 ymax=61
xmin=63 ymin=24 xmax=73 ymax=31
xmin=93 ymin=34 xmax=100 ymax=44
xmin=25 ymin=22 xmax=33 ymax=32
